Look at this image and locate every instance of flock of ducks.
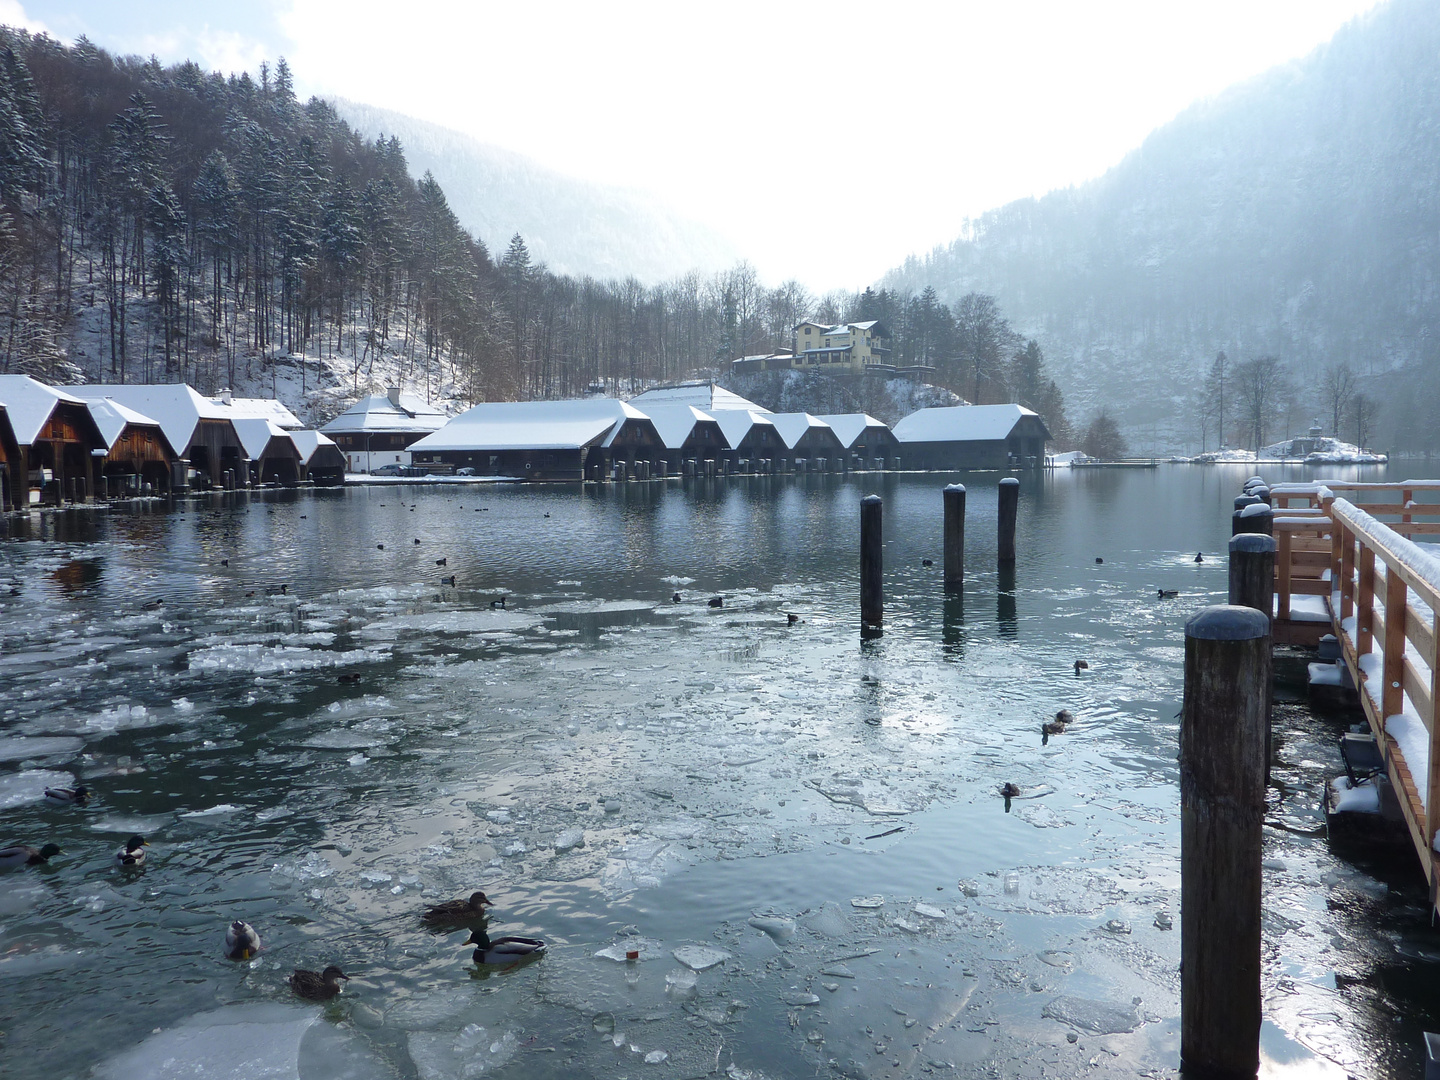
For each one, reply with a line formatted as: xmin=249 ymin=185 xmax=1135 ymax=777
xmin=4 ymin=793 xmax=547 ymax=1002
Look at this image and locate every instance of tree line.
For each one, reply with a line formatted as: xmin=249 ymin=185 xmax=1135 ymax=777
xmin=0 ymin=29 xmax=1072 ymax=442
xmin=1194 ymin=352 xmax=1378 ymax=452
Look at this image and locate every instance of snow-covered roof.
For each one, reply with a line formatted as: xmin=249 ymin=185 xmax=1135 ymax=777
xmin=0 ymin=375 xmax=89 ymax=445
xmin=409 ymin=398 xmax=649 ymax=452
xmin=892 ymin=404 xmax=1042 ymax=444
xmin=638 ymin=404 xmax=723 ymax=450
xmin=711 ymin=409 xmax=776 ymax=447
xmin=77 ymin=384 xmax=230 ymax=454
xmin=814 ymin=413 xmax=890 ymax=448
xmin=231 ymin=417 xmax=297 ymax=459
xmin=767 ymin=412 xmax=837 ymax=450
xmin=288 ymin=429 xmax=340 ymax=465
xmin=320 ymin=392 xmax=448 ymax=435
xmin=216 ymin=396 xmax=302 ymax=429
xmin=628 ymin=382 xmax=769 ymax=413
xmin=84 ymin=397 xmax=167 ymax=453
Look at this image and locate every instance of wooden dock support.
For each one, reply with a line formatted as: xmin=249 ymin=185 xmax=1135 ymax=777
xmin=1227 ymin=534 xmax=1275 ymax=617
xmin=997 ymin=477 xmax=1019 ymax=564
xmin=1181 ymin=605 xmax=1269 ymax=1079
xmin=861 ymin=494 xmax=882 ymax=632
xmin=943 ymin=483 xmax=965 ymax=590
xmin=1233 ymin=503 xmax=1274 ymax=536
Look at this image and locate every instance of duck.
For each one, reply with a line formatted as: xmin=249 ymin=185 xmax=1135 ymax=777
xmin=490 ymin=596 xmax=507 ymax=610
xmin=289 ymin=965 xmax=349 ymax=1000
xmin=441 ymin=575 xmax=456 ymax=587
xmin=225 ymin=920 xmax=262 ymax=960
xmin=465 ymin=930 xmax=546 ymax=967
xmin=115 ymin=834 xmax=149 ymax=867
xmin=338 ymin=672 xmax=362 ymax=684
xmin=435 ymin=557 xmax=447 ymax=567
xmin=1095 ymin=557 xmax=1104 ymax=565
xmin=376 ymin=543 xmax=385 ymax=551
xmin=1054 ymin=709 xmax=1074 ymax=727
xmin=1194 ymin=552 xmax=1204 ymax=564
xmin=708 ymin=596 xmax=724 ymax=608
xmin=0 ymin=842 xmax=62 ymax=869
xmin=1073 ymin=660 xmax=1089 ymax=674
xmin=672 ymin=592 xmax=682 ymax=603
xmin=1158 ymin=589 xmax=1179 ymax=599
xmin=421 ymin=891 xmax=492 ymax=927
xmin=220 ymin=559 xmax=229 ymax=567
xmin=787 ymin=613 xmax=799 ymax=625
xmin=999 ymin=782 xmax=1021 ymax=799
xmin=44 ymin=785 xmax=91 ymax=806
xmin=921 ymin=558 xmax=933 ymax=568
xmin=142 ymin=598 xmax=164 ymax=611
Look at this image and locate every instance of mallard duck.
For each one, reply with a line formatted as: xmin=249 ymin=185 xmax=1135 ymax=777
xmin=44 ymin=785 xmax=91 ymax=806
xmin=225 ymin=920 xmax=261 ymax=960
xmin=1158 ymin=589 xmax=1179 ymax=599
xmin=289 ymin=965 xmax=349 ymax=1000
xmin=115 ymin=834 xmax=148 ymax=867
xmin=0 ymin=842 xmax=62 ymax=869
xmin=465 ymin=930 xmax=546 ymax=967
xmin=1073 ymin=660 xmax=1089 ymax=673
xmin=1054 ymin=709 xmax=1074 ymax=727
xmin=999 ymin=783 xmax=1021 ymax=799
xmin=421 ymin=891 xmax=492 ymax=927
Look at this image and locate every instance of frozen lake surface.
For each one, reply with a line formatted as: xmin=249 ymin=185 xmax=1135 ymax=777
xmin=0 ymin=463 xmax=1435 ymax=1079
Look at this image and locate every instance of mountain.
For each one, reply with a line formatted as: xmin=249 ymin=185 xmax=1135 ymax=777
xmin=881 ymin=0 xmax=1440 ymax=451
xmin=331 ymin=99 xmax=739 ymax=282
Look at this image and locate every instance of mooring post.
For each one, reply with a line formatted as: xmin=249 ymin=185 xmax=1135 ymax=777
xmin=1229 ymin=533 xmax=1277 ymax=784
xmin=997 ymin=477 xmax=1019 ymax=564
xmin=944 ymin=483 xmax=966 ymax=590
xmin=1181 ymin=605 xmax=1269 ymax=1078
xmin=1234 ymin=503 xmax=1274 ymax=537
xmin=861 ymin=494 xmax=882 ymax=631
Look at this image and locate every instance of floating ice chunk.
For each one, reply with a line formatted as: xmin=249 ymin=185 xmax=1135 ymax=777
xmin=644 ymin=1050 xmax=669 ymax=1064
xmin=603 ymin=799 xmax=622 ymax=813
xmin=554 ymin=828 xmax=585 ymax=853
xmin=849 ymin=895 xmax=885 ymax=909
xmin=272 ymin=851 xmax=335 ymax=883
xmin=913 ymin=903 xmax=948 ymax=920
xmin=0 ymin=769 xmax=73 ymax=809
xmin=348 ymin=754 xmax=368 ymax=767
xmin=672 ymin=945 xmax=732 ymax=971
xmin=360 ymin=871 xmax=393 ymax=886
xmin=783 ymin=991 xmax=821 ymax=1006
xmin=1041 ymin=996 xmax=1141 ymax=1035
xmin=0 ymin=736 xmax=84 ymax=762
xmin=92 ymin=1003 xmax=315 ymax=1080
xmin=408 ymin=1025 xmax=518 ymax=1079
xmin=171 ymin=697 xmax=195 ymax=713
xmin=803 ymin=901 xmax=850 ymax=938
xmin=486 ymin=809 xmax=511 ymax=824
xmin=503 ymin=841 xmax=526 ymax=857
xmin=747 ymin=915 xmax=796 ymax=943
xmin=180 ymin=804 xmax=243 ymax=818
xmin=660 ymin=576 xmax=695 ymax=585
xmin=594 ymin=937 xmax=665 ymax=962
xmin=665 ymin=969 xmax=698 ymax=1000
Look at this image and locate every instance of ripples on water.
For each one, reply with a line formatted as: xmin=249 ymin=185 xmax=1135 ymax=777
xmin=0 ymin=464 xmax=1435 ymax=1079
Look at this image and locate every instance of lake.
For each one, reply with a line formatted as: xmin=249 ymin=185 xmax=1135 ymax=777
xmin=0 ymin=461 xmax=1436 ymax=1080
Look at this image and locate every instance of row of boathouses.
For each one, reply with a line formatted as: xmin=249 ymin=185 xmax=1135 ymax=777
xmin=401 ymin=383 xmax=1050 ymax=481
xmin=0 ymin=375 xmax=345 ymax=509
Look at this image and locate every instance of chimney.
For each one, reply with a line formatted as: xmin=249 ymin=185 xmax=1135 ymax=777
xmin=218 ymin=389 xmax=233 ymax=405
xmin=387 ymin=387 xmax=402 ymax=407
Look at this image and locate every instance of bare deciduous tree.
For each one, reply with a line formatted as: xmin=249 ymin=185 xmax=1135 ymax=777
xmin=1233 ymin=355 xmax=1291 ymax=452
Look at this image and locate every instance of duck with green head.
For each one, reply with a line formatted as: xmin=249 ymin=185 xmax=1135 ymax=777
xmin=115 ymin=834 xmax=148 ymax=868
xmin=465 ymin=930 xmax=546 ymax=967
xmin=0 ymin=843 xmax=62 ymax=869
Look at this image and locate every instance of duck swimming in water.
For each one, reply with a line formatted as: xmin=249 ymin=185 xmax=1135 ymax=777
xmin=1194 ymin=552 xmax=1205 ymax=563
xmin=465 ymin=930 xmax=546 ymax=967
xmin=44 ymin=785 xmax=91 ymax=806
xmin=1073 ymin=660 xmax=1089 ymax=674
xmin=421 ymin=891 xmax=492 ymax=928
xmin=225 ymin=920 xmax=261 ymax=960
xmin=0 ymin=843 xmax=62 ymax=869
xmin=115 ymin=834 xmax=148 ymax=867
xmin=1158 ymin=589 xmax=1179 ymax=599
xmin=289 ymin=965 xmax=349 ymax=1000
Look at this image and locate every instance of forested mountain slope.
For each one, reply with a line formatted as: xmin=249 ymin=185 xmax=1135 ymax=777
xmin=332 ymin=100 xmax=737 ymax=282
xmin=882 ymin=0 xmax=1440 ymax=451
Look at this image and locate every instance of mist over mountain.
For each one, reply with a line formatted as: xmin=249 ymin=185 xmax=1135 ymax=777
xmin=882 ymin=0 xmax=1440 ymax=452
xmin=332 ymin=99 xmax=739 ymax=282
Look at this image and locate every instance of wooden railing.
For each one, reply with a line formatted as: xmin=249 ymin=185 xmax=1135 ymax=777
xmin=1266 ymin=480 xmax=1440 ymax=890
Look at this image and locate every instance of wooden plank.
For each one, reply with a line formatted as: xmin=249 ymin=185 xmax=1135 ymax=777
xmin=1407 ymin=606 xmax=1437 ymax=671
xmin=1387 ymin=740 xmax=1435 ymax=883
xmin=1357 ymin=546 xmax=1376 ymax=655
xmin=1430 ymin=609 xmax=1440 ymax=849
xmin=1341 ymin=525 xmax=1355 ymax=621
xmin=1278 ymin=528 xmax=1292 ymax=621
xmin=1403 ymin=657 xmax=1433 ymax=730
xmin=1385 ymin=567 xmax=1409 ymax=720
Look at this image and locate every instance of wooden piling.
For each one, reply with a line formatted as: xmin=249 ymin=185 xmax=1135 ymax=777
xmin=1181 ymin=605 xmax=1269 ymax=1079
xmin=944 ymin=483 xmax=966 ymax=590
xmin=861 ymin=494 xmax=882 ymax=631
xmin=1227 ymin=534 xmax=1276 ymax=616
xmin=997 ymin=477 xmax=1019 ymax=564
xmin=1234 ymin=503 xmax=1274 ymax=537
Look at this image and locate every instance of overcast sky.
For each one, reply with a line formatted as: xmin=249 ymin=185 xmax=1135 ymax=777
xmin=11 ymin=0 xmax=1383 ymax=291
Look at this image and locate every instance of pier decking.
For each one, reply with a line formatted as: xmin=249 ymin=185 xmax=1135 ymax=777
xmin=1267 ymin=479 xmax=1440 ymax=901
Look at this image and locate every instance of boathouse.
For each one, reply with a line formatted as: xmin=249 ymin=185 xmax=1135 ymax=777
xmin=408 ymin=399 xmax=662 ymax=481
xmin=288 ymin=430 xmax=346 ymax=485
xmin=320 ymin=388 xmax=448 ymax=473
xmin=711 ymin=409 xmax=786 ymax=468
xmin=767 ymin=413 xmax=846 ymax=467
xmin=232 ymin=418 xmax=303 ymax=485
xmin=85 ymin=397 xmax=176 ymax=494
xmin=79 ymin=384 xmax=246 ymax=487
xmin=639 ymin=405 xmax=730 ymax=471
xmin=215 ymin=392 xmax=302 ymax=429
xmin=0 ymin=403 xmax=19 ymax=510
xmin=0 ymin=375 xmax=106 ymax=505
xmin=629 ymin=382 xmax=768 ymax=413
xmin=892 ymin=404 xmax=1050 ymax=470
xmin=815 ymin=413 xmax=900 ymax=467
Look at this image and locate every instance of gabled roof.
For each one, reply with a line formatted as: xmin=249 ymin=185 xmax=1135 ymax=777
xmin=217 ymin=396 xmax=302 ymax=429
xmin=638 ymin=404 xmax=726 ymax=450
xmin=84 ymin=397 xmax=169 ymax=453
xmin=710 ymin=409 xmax=776 ymax=447
xmin=320 ymin=392 xmax=449 ymax=435
xmin=232 ymin=417 xmax=298 ymax=459
xmin=289 ymin=429 xmax=340 ymax=465
xmin=814 ymin=413 xmax=890 ymax=448
xmin=409 ymin=398 xmax=648 ymax=452
xmin=77 ymin=384 xmax=231 ymax=454
xmin=892 ymin=404 xmax=1046 ymax=443
xmin=628 ymin=382 xmax=769 ymax=413
xmin=0 ymin=375 xmax=90 ymax=445
xmin=767 ymin=412 xmax=837 ymax=450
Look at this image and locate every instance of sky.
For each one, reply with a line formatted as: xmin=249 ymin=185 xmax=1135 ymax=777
xmin=12 ymin=0 xmax=1385 ymax=291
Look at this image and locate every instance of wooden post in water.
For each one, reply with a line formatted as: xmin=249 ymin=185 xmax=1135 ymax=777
xmin=944 ymin=483 xmax=965 ymax=590
xmin=1234 ymin=503 xmax=1274 ymax=537
xmin=861 ymin=494 xmax=882 ymax=631
xmin=1181 ymin=605 xmax=1269 ymax=1078
xmin=1228 ymin=534 xmax=1275 ymax=616
xmin=997 ymin=477 xmax=1019 ymax=564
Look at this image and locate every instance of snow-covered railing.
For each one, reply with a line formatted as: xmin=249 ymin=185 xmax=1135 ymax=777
xmin=1329 ymin=496 xmax=1440 ymax=874
xmin=1276 ymin=481 xmax=1440 ymax=539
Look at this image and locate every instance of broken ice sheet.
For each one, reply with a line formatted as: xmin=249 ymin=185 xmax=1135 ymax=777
xmin=673 ymin=944 xmax=732 ymax=971
xmin=1041 ymin=995 xmax=1142 ymax=1035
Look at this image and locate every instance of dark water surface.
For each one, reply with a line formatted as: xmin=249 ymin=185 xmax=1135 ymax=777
xmin=1 ymin=462 xmax=1437 ymax=1080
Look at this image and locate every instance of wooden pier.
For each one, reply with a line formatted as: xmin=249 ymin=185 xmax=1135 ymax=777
xmin=1265 ymin=479 xmax=1440 ymax=902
